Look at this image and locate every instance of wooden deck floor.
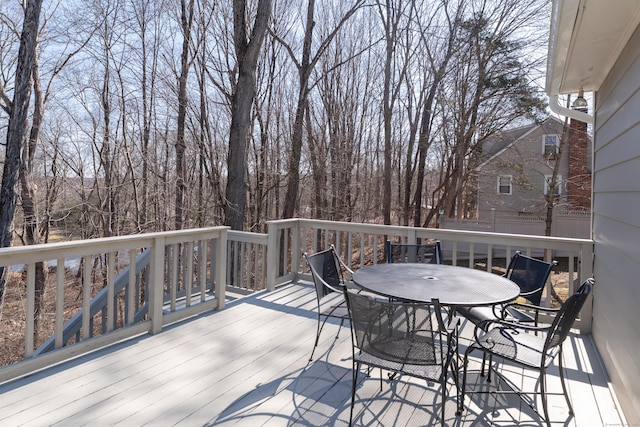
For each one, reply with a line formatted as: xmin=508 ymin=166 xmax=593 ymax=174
xmin=0 ymin=283 xmax=627 ymax=426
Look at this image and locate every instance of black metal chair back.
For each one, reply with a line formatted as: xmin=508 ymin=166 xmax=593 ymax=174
xmin=386 ymin=240 xmax=443 ymax=264
xmin=305 ymin=247 xmax=344 ymax=300
xmin=545 ymin=278 xmax=593 ymax=350
xmin=506 ymin=252 xmax=556 ymax=306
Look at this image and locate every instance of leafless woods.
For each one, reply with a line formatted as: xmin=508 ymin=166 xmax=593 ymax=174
xmin=0 ymin=0 xmax=548 ymax=241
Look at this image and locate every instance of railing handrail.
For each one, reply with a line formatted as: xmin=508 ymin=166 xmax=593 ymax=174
xmin=0 ymin=227 xmax=227 ymax=266
xmin=293 ymin=218 xmax=592 ymax=247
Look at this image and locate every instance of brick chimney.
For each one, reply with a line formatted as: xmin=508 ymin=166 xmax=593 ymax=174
xmin=567 ymin=97 xmax=591 ymax=210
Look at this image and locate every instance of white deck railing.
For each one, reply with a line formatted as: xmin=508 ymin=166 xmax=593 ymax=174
xmin=0 ymin=227 xmax=227 ymax=383
xmin=266 ymin=218 xmax=593 ymax=329
xmin=0 ymin=219 xmax=593 ymax=383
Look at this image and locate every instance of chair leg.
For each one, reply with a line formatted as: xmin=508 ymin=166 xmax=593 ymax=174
xmin=311 ymin=315 xmax=346 ymax=361
xmin=350 ymin=361 xmax=359 ymax=427
xmin=459 ymin=346 xmax=474 ymax=415
xmin=558 ymin=350 xmax=574 ymax=416
xmin=441 ymin=376 xmax=447 ymax=427
xmin=486 ymin=354 xmax=493 ymax=382
xmin=336 ymin=317 xmax=344 ymax=339
xmin=479 ymin=353 xmax=493 ymax=381
xmin=309 ymin=314 xmax=322 ymax=361
xmin=540 ymin=368 xmax=552 ymax=427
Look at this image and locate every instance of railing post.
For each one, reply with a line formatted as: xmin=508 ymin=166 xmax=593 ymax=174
xmin=291 ymin=220 xmax=301 ymax=282
xmin=149 ymin=236 xmax=165 ymax=335
xmin=215 ymin=228 xmax=227 ymax=310
xmin=266 ymin=221 xmax=278 ymax=291
xmin=491 ymin=208 xmax=496 ymax=232
xmin=407 ymin=229 xmax=417 ymax=245
xmin=579 ymin=241 xmax=594 ymax=333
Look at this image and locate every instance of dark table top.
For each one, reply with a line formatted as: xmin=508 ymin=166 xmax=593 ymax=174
xmin=352 ymin=263 xmax=520 ymax=306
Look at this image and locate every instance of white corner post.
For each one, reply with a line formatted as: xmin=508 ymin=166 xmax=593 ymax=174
xmin=215 ymin=228 xmax=227 ymax=310
xmin=266 ymin=221 xmax=278 ymax=292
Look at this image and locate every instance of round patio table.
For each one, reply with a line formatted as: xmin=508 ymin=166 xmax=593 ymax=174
xmin=352 ymin=263 xmax=519 ymax=307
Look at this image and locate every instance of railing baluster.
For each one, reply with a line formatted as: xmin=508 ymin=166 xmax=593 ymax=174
xmin=171 ymin=243 xmax=178 ymax=311
xmin=487 ymin=244 xmax=493 ymax=272
xmin=568 ymin=251 xmax=576 ymax=294
xmin=127 ymin=250 xmax=136 ymax=324
xmin=452 ymin=241 xmax=458 ymax=265
xmin=107 ymin=252 xmax=115 ymax=332
xmin=82 ymin=255 xmax=91 ymax=340
xmin=55 ymin=257 xmax=65 ymax=349
xmin=186 ymin=242 xmax=194 ymax=307
xmin=200 ymin=239 xmax=207 ymax=302
xmin=25 ymin=263 xmax=35 ymax=358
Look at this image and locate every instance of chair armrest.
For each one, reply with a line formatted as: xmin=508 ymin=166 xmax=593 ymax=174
xmin=473 ymin=318 xmax=550 ymax=341
xmin=501 ymin=301 xmax=560 ymax=316
xmin=337 ymin=255 xmax=355 ymax=280
xmin=330 ymin=244 xmax=355 ymax=281
xmin=523 ymin=304 xmax=560 ymax=314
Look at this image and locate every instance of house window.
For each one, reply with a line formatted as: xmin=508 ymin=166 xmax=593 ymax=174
xmin=543 ymin=134 xmax=559 ymax=156
xmin=497 ymin=175 xmax=512 ymax=194
xmin=544 ymin=174 xmax=562 ymax=195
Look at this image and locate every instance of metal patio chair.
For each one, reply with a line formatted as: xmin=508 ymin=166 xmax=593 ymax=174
xmin=386 ymin=240 xmax=443 ymax=264
xmin=458 ymin=251 xmax=557 ymax=327
xmin=457 ymin=251 xmax=557 ymax=379
xmin=459 ymin=278 xmax=594 ymax=427
xmin=344 ymin=288 xmax=459 ymax=426
xmin=303 ymin=245 xmax=354 ymax=361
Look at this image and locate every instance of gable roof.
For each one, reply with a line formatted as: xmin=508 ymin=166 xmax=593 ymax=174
xmin=476 ymin=117 xmax=565 ymax=171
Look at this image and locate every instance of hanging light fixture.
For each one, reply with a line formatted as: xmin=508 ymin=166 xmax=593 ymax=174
xmin=572 ymin=87 xmax=588 ymax=108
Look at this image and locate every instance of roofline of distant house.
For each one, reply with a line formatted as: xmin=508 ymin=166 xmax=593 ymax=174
xmin=475 ymin=117 xmax=563 ymax=171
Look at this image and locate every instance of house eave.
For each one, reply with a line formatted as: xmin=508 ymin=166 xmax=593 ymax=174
xmin=546 ymin=0 xmax=640 ymax=96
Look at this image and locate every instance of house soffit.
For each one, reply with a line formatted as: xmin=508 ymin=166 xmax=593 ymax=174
xmin=546 ymin=0 xmax=640 ymax=96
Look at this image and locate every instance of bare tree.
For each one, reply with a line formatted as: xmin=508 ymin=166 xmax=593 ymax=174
xmin=277 ymin=0 xmax=365 ymax=220
xmin=0 ymin=0 xmax=44 ymax=322
xmin=174 ymin=0 xmax=195 ymax=230
xmin=377 ymin=0 xmax=414 ymax=226
xmin=433 ymin=0 xmax=547 ymax=222
xmin=224 ymin=0 xmax=271 ymax=231
xmin=412 ymin=0 xmax=463 ymax=227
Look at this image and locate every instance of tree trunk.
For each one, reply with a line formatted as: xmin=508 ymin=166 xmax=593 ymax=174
xmin=0 ymin=0 xmax=44 ymax=323
xmin=413 ymin=2 xmax=460 ymax=226
xmin=175 ymin=0 xmax=194 ymax=231
xmin=21 ymin=46 xmax=48 ymax=330
xmin=225 ymin=0 xmax=272 ymax=230
xmin=282 ymin=0 xmax=315 ymax=220
xmin=281 ymin=0 xmax=364 ymax=219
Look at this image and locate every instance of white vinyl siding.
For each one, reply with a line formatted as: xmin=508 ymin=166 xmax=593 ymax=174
xmin=592 ymin=22 xmax=640 ymax=424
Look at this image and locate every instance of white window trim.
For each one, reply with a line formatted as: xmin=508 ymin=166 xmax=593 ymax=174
xmin=544 ymin=174 xmax=562 ymax=195
xmin=497 ymin=175 xmax=512 ymax=195
xmin=543 ymin=134 xmax=559 ymax=156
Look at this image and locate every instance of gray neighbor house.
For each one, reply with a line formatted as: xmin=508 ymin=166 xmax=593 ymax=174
xmin=472 ymin=115 xmax=592 ymax=238
xmin=547 ymin=0 xmax=640 ymax=424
